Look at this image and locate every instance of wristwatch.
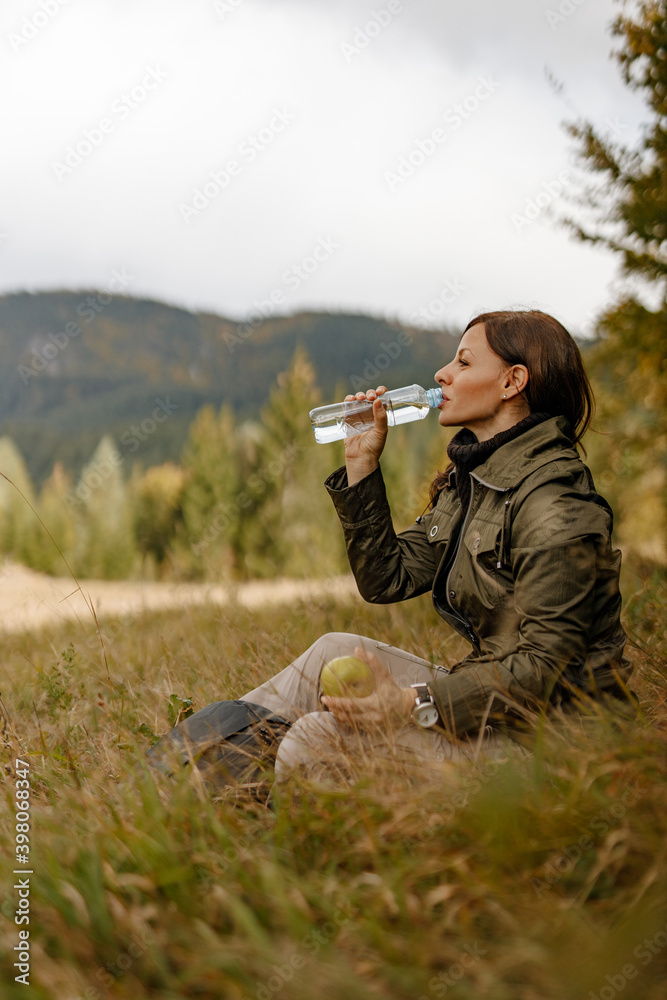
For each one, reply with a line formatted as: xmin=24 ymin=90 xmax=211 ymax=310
xmin=410 ymin=682 xmax=440 ymax=729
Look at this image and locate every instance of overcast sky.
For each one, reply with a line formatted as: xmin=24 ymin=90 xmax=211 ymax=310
xmin=1 ymin=0 xmax=645 ymax=337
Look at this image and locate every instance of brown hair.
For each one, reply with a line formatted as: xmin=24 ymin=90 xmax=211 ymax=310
xmin=428 ymin=309 xmax=594 ymax=506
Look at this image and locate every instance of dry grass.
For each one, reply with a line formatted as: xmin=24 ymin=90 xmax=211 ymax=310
xmin=0 ymin=558 xmax=665 ymax=1000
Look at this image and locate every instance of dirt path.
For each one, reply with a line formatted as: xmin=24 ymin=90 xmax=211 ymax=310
xmin=0 ymin=561 xmax=359 ymax=635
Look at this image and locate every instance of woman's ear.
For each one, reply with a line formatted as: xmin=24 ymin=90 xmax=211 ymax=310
xmin=505 ymin=364 xmax=529 ymax=396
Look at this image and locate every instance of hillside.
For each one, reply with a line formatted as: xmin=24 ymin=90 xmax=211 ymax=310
xmin=0 ymin=291 xmax=458 ymax=486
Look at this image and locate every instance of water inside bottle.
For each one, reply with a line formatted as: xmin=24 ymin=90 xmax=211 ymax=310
xmin=311 ymin=398 xmax=431 ymax=443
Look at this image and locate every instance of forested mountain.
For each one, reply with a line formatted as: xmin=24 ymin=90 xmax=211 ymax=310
xmin=0 ymin=291 xmax=458 ymax=485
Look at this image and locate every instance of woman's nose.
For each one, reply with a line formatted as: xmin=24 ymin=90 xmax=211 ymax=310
xmin=434 ymin=363 xmax=451 ymax=384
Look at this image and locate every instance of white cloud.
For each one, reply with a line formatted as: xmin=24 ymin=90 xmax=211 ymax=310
xmin=0 ymin=0 xmax=646 ymax=335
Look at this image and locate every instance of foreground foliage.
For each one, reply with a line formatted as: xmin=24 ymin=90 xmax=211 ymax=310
xmin=0 ymin=559 xmax=665 ymax=1000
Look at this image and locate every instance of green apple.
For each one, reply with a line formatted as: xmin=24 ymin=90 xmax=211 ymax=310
xmin=320 ymin=655 xmax=375 ymax=698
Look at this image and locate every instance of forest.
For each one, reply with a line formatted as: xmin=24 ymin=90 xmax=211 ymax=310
xmin=0 ymin=294 xmax=457 ymax=487
xmin=0 ymin=4 xmax=665 ymax=999
xmin=0 ymin=316 xmax=663 ymax=583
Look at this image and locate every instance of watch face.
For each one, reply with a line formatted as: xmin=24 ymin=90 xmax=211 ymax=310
xmin=414 ymin=703 xmax=440 ymax=728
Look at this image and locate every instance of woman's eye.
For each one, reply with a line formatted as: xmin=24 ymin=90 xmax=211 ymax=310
xmin=458 ymin=359 xmax=468 ymax=366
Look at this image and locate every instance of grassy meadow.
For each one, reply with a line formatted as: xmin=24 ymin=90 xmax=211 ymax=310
xmin=0 ymin=555 xmax=666 ymax=1000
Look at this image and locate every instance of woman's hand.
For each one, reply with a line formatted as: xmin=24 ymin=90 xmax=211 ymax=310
xmin=344 ymin=387 xmax=389 ymax=486
xmin=320 ymin=647 xmax=415 ymax=732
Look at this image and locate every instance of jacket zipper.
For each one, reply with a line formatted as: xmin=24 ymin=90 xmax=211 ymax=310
xmin=498 ymin=498 xmax=511 ymax=569
xmin=440 ymin=473 xmax=480 ymax=648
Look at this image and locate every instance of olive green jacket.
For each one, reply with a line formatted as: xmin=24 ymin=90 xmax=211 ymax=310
xmin=325 ymin=416 xmax=632 ymax=737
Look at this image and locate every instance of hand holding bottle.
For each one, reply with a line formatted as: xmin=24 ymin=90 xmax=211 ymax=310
xmin=308 ymin=382 xmax=443 ymax=484
xmin=343 ymin=387 xmax=388 ymax=485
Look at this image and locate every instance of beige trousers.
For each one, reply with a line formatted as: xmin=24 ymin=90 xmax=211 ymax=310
xmin=241 ymin=632 xmax=515 ymax=782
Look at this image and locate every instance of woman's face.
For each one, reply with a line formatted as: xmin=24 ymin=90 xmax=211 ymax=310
xmin=434 ymin=323 xmax=517 ymax=440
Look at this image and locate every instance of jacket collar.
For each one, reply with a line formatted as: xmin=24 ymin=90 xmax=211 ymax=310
xmin=465 ymin=415 xmax=579 ymax=492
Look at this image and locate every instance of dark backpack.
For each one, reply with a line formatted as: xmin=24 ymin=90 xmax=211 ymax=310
xmin=147 ymin=699 xmax=291 ymax=792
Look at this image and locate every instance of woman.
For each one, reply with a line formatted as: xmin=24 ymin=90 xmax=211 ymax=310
xmin=241 ymin=310 xmax=633 ymax=779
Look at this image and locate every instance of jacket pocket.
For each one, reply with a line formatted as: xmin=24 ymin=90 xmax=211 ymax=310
xmin=463 ymin=520 xmax=507 ymax=609
xmin=425 ymin=494 xmax=459 ymax=548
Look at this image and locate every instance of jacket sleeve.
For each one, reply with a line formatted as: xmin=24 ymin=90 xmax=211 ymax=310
xmin=325 ymin=465 xmax=437 ymax=602
xmin=430 ymin=481 xmax=619 ymax=736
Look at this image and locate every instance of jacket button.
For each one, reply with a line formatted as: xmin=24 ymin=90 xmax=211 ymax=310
xmin=473 ymin=537 xmax=481 ymax=550
xmin=449 ymin=590 xmax=456 ymax=599
xmin=430 ymin=525 xmax=438 ymax=537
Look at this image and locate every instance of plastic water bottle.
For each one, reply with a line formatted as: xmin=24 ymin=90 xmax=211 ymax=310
xmin=309 ymin=384 xmax=444 ymax=443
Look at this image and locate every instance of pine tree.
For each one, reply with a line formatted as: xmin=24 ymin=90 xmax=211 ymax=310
xmin=178 ymin=405 xmax=241 ymax=579
xmin=74 ymin=435 xmax=137 ymax=578
xmin=0 ymin=436 xmax=42 ymax=567
xmin=563 ymin=0 xmax=667 ymax=557
xmin=35 ymin=462 xmax=77 ymax=574
xmin=133 ymin=462 xmax=186 ymax=577
xmin=563 ymin=0 xmax=667 ymax=286
xmin=242 ymin=347 xmax=348 ymax=579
